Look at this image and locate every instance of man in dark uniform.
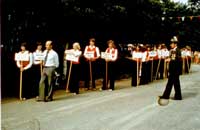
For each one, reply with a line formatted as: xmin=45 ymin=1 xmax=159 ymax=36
xmin=159 ymin=37 xmax=182 ymax=100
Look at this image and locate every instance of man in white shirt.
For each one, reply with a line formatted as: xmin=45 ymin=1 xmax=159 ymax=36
xmin=37 ymin=40 xmax=59 ymax=102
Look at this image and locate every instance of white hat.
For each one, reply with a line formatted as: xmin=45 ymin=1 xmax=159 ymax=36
xmin=170 ymin=36 xmax=178 ymax=43
xmin=173 ymin=36 xmax=178 ymax=42
xmin=127 ymin=44 xmax=133 ymax=47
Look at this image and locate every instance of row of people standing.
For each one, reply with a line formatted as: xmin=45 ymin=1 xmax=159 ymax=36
xmin=15 ymin=41 xmax=59 ymax=101
xmin=127 ymin=42 xmax=192 ymax=87
xmin=14 ymin=37 xmax=192 ymax=101
xmin=14 ymin=38 xmax=118 ymax=101
xmin=64 ymin=39 xmax=118 ymax=95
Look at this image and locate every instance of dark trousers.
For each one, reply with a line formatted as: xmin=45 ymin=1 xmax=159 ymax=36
xmin=153 ymin=59 xmax=159 ymax=80
xmin=67 ymin=63 xmax=80 ymax=94
xmin=18 ymin=68 xmax=33 ymax=99
xmin=102 ymin=62 xmax=116 ymax=90
xmin=140 ymin=62 xmax=149 ymax=85
xmin=32 ymin=65 xmax=41 ymax=97
xmin=162 ymin=73 xmax=182 ymax=99
xmin=158 ymin=59 xmax=165 ymax=79
xmin=84 ymin=61 xmax=97 ymax=89
xmin=149 ymin=60 xmax=154 ymax=82
xmin=185 ymin=58 xmax=191 ymax=73
xmin=131 ymin=60 xmax=138 ymax=87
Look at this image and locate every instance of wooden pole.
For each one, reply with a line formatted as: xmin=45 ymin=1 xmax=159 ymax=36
xmin=163 ymin=59 xmax=166 ymax=78
xmin=89 ymin=61 xmax=93 ymax=87
xmin=186 ymin=57 xmax=190 ymax=73
xmin=151 ymin=60 xmax=154 ymax=82
xmin=155 ymin=59 xmax=161 ymax=81
xmin=136 ymin=59 xmax=139 ymax=86
xmin=182 ymin=58 xmax=185 ymax=74
xmin=66 ymin=61 xmax=72 ymax=93
xmin=40 ymin=62 xmax=43 ymax=76
xmin=105 ymin=61 xmax=108 ymax=89
xmin=19 ymin=61 xmax=23 ymax=100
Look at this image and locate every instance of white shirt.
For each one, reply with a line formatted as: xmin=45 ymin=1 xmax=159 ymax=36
xmin=198 ymin=53 xmax=200 ymax=58
xmin=157 ymin=49 xmax=162 ymax=59
xmin=33 ymin=50 xmax=43 ymax=65
xmin=186 ymin=51 xmax=192 ymax=57
xmin=16 ymin=50 xmax=33 ymax=70
xmin=141 ymin=51 xmax=147 ymax=62
xmin=43 ymin=49 xmax=59 ymax=68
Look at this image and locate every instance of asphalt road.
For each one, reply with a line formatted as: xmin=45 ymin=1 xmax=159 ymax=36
xmin=2 ymin=64 xmax=200 ymax=130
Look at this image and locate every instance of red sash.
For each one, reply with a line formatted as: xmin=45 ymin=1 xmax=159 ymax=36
xmin=107 ymin=48 xmax=116 ymax=58
xmin=87 ymin=46 xmax=97 ymax=58
xmin=22 ymin=61 xmax=30 ymax=67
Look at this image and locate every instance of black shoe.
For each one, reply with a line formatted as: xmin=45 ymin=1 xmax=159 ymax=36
xmin=173 ymin=97 xmax=182 ymax=100
xmin=158 ymin=96 xmax=169 ymax=100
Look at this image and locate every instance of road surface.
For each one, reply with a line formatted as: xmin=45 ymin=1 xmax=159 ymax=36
xmin=2 ymin=64 xmax=200 ymax=130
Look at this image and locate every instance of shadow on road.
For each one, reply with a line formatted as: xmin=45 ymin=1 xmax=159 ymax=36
xmin=182 ymin=92 xmax=198 ymax=99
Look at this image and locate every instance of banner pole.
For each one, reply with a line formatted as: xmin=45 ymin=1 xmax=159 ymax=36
xmin=106 ymin=61 xmax=108 ymax=89
xmin=89 ymin=61 xmax=93 ymax=87
xmin=155 ymin=59 xmax=161 ymax=81
xmin=19 ymin=61 xmax=23 ymax=100
xmin=66 ymin=61 xmax=72 ymax=93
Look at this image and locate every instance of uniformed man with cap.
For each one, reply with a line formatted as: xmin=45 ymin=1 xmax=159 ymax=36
xmin=159 ymin=36 xmax=182 ymax=101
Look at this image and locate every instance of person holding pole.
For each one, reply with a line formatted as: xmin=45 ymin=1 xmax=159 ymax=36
xmin=15 ymin=42 xmax=33 ymax=100
xmin=181 ymin=47 xmax=187 ymax=74
xmin=32 ymin=42 xmax=43 ymax=97
xmin=158 ymin=36 xmax=182 ymax=103
xmin=65 ymin=42 xmax=82 ymax=95
xmin=140 ymin=44 xmax=149 ymax=85
xmin=36 ymin=40 xmax=59 ymax=102
xmin=83 ymin=38 xmax=100 ymax=91
xmin=131 ymin=45 xmax=142 ymax=87
xmin=185 ymin=46 xmax=192 ymax=73
xmin=152 ymin=45 xmax=159 ymax=80
xmin=101 ymin=40 xmax=118 ymax=91
xmin=155 ymin=44 xmax=164 ymax=80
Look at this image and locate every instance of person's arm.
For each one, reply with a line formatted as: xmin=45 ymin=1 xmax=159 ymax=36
xmin=95 ymin=47 xmax=100 ymax=59
xmin=111 ymin=49 xmax=118 ymax=61
xmin=16 ymin=52 xmax=21 ymax=68
xmin=83 ymin=46 xmax=88 ymax=58
xmin=74 ymin=50 xmax=82 ymax=57
xmin=142 ymin=51 xmax=147 ymax=62
xmin=16 ymin=60 xmax=21 ymax=68
xmin=54 ymin=52 xmax=59 ymax=68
